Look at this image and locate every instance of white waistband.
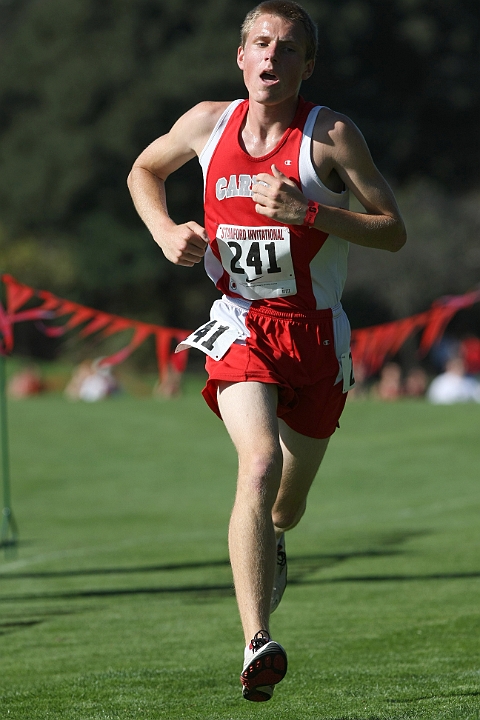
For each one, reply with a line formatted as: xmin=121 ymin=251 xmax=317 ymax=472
xmin=221 ymin=294 xmax=252 ymax=311
xmin=221 ymin=294 xmax=344 ymax=318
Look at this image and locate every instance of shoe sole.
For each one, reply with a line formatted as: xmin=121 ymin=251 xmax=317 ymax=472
xmin=241 ymin=642 xmax=287 ymax=702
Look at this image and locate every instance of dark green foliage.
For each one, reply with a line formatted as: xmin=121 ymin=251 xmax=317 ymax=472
xmin=0 ymin=0 xmax=478 ymax=332
xmin=0 ymin=0 xmax=248 ymax=232
xmin=306 ymin=0 xmax=480 ymax=187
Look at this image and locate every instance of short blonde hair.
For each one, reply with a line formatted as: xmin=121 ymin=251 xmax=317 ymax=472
xmin=241 ymin=1 xmax=318 ymax=62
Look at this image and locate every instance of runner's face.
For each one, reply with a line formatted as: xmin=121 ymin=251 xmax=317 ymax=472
xmin=238 ymin=14 xmax=314 ymax=105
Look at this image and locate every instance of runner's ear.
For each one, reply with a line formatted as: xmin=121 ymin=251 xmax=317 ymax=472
xmin=237 ymin=46 xmax=245 ymax=70
xmin=302 ymin=59 xmax=315 ymax=80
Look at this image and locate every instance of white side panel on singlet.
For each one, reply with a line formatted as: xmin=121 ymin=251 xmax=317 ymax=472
xmin=299 ymin=105 xmax=350 ymax=310
xmin=199 ymin=100 xmax=244 ymax=286
xmin=199 ymin=100 xmax=243 ymax=176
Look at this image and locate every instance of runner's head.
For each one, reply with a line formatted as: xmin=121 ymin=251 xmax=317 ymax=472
xmin=241 ymin=1 xmax=318 ymax=62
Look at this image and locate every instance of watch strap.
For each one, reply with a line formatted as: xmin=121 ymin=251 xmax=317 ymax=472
xmin=303 ymin=200 xmax=320 ymax=227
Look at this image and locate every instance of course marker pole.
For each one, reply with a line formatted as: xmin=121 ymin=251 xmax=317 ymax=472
xmin=0 ymin=277 xmax=18 ymax=555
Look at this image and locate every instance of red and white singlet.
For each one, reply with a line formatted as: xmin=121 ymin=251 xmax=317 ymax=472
xmin=199 ymin=97 xmax=350 ymax=312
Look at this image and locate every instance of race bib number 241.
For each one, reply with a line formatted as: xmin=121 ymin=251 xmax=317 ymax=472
xmin=217 ymin=224 xmax=297 ymax=301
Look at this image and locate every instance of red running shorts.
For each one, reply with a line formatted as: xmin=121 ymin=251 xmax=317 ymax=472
xmin=202 ymin=304 xmax=347 ymax=439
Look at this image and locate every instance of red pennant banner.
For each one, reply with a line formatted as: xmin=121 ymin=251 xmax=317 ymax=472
xmin=0 ymin=274 xmax=191 ymax=380
xmin=351 ymin=312 xmax=428 ymax=376
xmin=79 ymin=312 xmax=115 ymax=338
xmin=351 ymin=289 xmax=480 ymax=376
xmin=155 ymin=328 xmax=191 ymax=382
xmin=97 ymin=325 xmax=154 ymax=368
xmin=1 ymin=273 xmax=479 ymax=381
xmin=6 ymin=281 xmax=35 ymax=314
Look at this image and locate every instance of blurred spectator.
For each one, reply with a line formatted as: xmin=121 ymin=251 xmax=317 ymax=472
xmin=347 ymin=361 xmax=368 ymax=400
xmin=153 ymin=366 xmax=183 ymax=398
xmin=404 ymin=366 xmax=428 ymax=398
xmin=64 ymin=360 xmax=120 ymax=402
xmin=8 ymin=365 xmax=46 ymax=398
xmin=373 ymin=362 xmax=402 ymax=401
xmin=427 ymin=357 xmax=480 ymax=405
xmin=460 ymin=337 xmax=480 ymax=375
xmin=429 ymin=336 xmax=461 ymax=373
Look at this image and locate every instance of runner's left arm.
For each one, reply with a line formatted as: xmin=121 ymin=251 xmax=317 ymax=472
xmin=251 ymin=117 xmax=406 ymax=253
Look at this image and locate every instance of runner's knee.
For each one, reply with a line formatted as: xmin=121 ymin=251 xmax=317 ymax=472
xmin=237 ymin=447 xmax=283 ymax=502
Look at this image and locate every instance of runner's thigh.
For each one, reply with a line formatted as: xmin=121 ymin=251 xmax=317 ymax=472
xmin=274 ymin=419 xmax=330 ymax=515
xmin=217 ymin=381 xmax=280 ymax=458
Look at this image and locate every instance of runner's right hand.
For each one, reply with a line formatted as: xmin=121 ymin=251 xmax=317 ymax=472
xmin=156 ymin=221 xmax=209 ymax=266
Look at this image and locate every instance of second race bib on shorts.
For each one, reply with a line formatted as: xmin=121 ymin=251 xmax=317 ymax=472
xmin=216 ymin=224 xmax=297 ymax=300
xmin=341 ymin=351 xmax=356 ymax=393
xmin=175 ymin=319 xmax=242 ymax=361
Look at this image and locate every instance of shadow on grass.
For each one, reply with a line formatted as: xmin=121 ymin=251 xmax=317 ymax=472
xmin=1 ymin=568 xmax=480 ymax=604
xmin=0 ymin=528 xmax=430 ymax=580
xmin=0 ymin=619 xmax=44 ymax=635
xmin=1 ymin=528 xmax=479 ymax=604
xmin=0 ymin=548 xmax=404 ymax=579
xmin=0 ymin=607 xmax=86 ymax=635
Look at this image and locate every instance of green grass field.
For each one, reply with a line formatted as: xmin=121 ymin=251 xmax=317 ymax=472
xmin=0 ymin=375 xmax=479 ymax=719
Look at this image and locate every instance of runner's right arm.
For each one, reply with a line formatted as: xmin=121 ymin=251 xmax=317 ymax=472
xmin=127 ymin=102 xmax=228 ymax=266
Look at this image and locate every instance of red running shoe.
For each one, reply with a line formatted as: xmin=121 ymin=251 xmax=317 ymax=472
xmin=241 ymin=630 xmax=287 ymax=702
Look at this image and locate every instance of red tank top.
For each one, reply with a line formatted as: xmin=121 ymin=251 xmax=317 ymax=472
xmin=203 ymin=97 xmax=329 ymax=311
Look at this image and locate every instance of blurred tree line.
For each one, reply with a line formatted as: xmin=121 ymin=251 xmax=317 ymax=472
xmin=0 ymin=0 xmax=479 ymax=353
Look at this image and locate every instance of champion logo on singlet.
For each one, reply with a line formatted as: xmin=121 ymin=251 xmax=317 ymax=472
xmin=216 ymin=174 xmax=257 ymax=201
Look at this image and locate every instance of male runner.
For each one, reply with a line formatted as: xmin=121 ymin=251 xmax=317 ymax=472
xmin=128 ymin=0 xmax=406 ymax=702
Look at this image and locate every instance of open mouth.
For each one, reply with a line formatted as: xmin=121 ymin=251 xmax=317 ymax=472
xmin=260 ymin=71 xmax=278 ymax=84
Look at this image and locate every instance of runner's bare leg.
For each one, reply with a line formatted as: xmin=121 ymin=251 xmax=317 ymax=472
xmin=272 ymin=420 xmax=330 ymax=535
xmin=217 ymin=381 xmax=282 ymax=643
